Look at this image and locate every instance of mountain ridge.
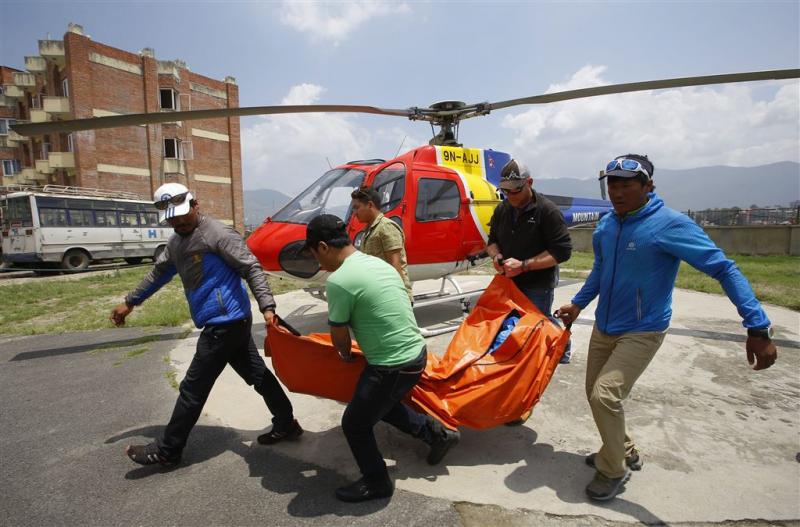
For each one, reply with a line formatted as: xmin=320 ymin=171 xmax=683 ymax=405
xmin=243 ymin=161 xmax=800 ymax=225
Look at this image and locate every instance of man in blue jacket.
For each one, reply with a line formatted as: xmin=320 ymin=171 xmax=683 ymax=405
xmin=556 ymin=154 xmax=777 ymax=501
xmin=110 ymin=183 xmax=302 ymax=467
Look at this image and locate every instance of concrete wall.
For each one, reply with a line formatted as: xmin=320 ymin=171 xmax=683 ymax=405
xmin=569 ymin=225 xmax=800 ymax=256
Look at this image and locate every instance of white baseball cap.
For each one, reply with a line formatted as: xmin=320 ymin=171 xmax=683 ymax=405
xmin=154 ymin=182 xmax=194 ymax=224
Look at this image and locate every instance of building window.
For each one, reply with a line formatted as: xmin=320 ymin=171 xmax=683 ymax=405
xmin=66 ymin=134 xmax=74 ymax=153
xmin=163 ymin=138 xmax=180 ymax=159
xmin=2 ymin=159 xmax=21 ymax=176
xmin=0 ymin=119 xmax=16 ymax=135
xmin=61 ymin=78 xmax=69 ymax=98
xmin=415 ymin=178 xmax=461 ymax=222
xmin=159 ymin=88 xmax=178 ymax=111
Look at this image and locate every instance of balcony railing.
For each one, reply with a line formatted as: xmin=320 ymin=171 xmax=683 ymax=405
xmin=38 ymin=40 xmax=65 ymax=62
xmin=20 ymin=168 xmax=47 ymax=182
xmin=3 ymin=85 xmax=24 ymax=98
xmin=30 ymin=110 xmax=50 ymax=123
xmin=163 ymin=158 xmax=186 ymax=175
xmin=25 ymin=56 xmax=47 ymax=73
xmin=7 ymin=129 xmax=25 ymax=145
xmin=35 ymin=159 xmax=53 ymax=174
xmin=48 ymin=152 xmax=75 ymax=169
xmin=12 ymin=72 xmax=36 ymax=88
xmin=43 ymin=96 xmax=70 ymax=116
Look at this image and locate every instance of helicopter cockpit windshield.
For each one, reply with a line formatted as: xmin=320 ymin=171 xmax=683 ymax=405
xmin=271 ymin=168 xmax=367 ymax=224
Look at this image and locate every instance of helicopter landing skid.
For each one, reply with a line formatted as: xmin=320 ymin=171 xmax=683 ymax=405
xmin=414 ymin=275 xmax=484 ymax=338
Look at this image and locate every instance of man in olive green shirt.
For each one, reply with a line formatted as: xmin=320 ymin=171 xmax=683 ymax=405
xmin=351 ymin=187 xmax=414 ymax=302
xmin=305 ymin=214 xmax=458 ymax=503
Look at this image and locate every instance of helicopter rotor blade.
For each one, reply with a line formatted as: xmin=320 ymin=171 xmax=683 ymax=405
xmin=11 ymin=69 xmax=798 ymax=137
xmin=11 ymin=104 xmax=414 ymax=137
xmin=487 ymin=69 xmax=800 ymax=112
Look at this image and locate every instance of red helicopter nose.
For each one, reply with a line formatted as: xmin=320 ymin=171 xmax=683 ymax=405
xmin=247 ymin=220 xmax=320 ymax=279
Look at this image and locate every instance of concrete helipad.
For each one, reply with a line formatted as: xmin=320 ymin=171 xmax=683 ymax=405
xmin=172 ymin=275 xmax=800 ymax=524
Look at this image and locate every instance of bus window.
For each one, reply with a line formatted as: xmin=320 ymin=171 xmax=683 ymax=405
xmin=120 ymin=212 xmax=139 ymax=227
xmin=69 ymin=209 xmax=94 ymax=227
xmin=4 ymin=196 xmax=33 ymax=227
xmin=143 ymin=212 xmax=159 ymax=226
xmin=94 ymin=210 xmax=118 ymax=227
xmin=40 ymin=208 xmax=69 ymax=227
xmin=37 ymin=196 xmax=68 ymax=209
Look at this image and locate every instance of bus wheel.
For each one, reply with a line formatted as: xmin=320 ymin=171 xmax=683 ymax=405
xmin=153 ymin=245 xmax=166 ymax=261
xmin=61 ymin=249 xmax=90 ymax=271
xmin=124 ymin=257 xmax=144 ymax=265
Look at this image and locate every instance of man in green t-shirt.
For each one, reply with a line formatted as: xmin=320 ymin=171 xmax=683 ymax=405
xmin=350 ymin=186 xmax=414 ymax=303
xmin=305 ymin=214 xmax=459 ymax=503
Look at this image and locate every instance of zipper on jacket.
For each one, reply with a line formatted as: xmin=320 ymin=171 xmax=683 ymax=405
xmin=216 ymin=289 xmax=227 ymax=315
xmin=603 ymin=216 xmax=624 ymax=331
xmin=636 ymin=288 xmax=642 ymax=321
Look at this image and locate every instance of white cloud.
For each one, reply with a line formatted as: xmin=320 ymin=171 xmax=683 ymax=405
xmin=501 ymin=66 xmax=800 ymax=180
xmin=279 ymin=1 xmax=411 ymax=44
xmin=241 ymin=83 xmax=426 ymax=193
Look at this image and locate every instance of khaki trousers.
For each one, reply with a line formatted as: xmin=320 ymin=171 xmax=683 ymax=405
xmin=585 ymin=324 xmax=666 ymax=478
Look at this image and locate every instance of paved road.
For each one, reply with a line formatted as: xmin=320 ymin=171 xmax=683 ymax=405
xmin=0 ymin=328 xmax=458 ymax=526
xmin=2 ymin=276 xmax=799 ymax=526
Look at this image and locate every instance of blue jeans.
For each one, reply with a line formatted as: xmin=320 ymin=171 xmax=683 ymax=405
xmin=519 ymin=287 xmax=572 ymax=364
xmin=342 ymin=347 xmax=433 ymax=483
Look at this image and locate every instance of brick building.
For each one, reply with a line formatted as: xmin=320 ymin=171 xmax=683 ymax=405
xmin=0 ymin=23 xmax=244 ymax=230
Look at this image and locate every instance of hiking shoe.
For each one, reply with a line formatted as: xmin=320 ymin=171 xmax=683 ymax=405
xmin=125 ymin=443 xmax=180 ymax=467
xmin=335 ymin=476 xmax=394 ymax=502
xmin=427 ymin=427 xmax=460 ymax=465
xmin=585 ymin=469 xmax=631 ymax=501
xmin=585 ymin=449 xmax=643 ymax=471
xmin=257 ymin=419 xmax=303 ymax=445
xmin=505 ymin=408 xmax=533 ymax=427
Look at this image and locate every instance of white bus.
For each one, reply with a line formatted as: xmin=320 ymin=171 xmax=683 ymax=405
xmin=1 ymin=185 xmax=171 ymax=271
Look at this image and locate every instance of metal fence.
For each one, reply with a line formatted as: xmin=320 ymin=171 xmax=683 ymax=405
xmin=685 ymin=207 xmax=800 ymax=226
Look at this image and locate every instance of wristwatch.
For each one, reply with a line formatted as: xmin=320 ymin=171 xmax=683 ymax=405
xmin=747 ymin=326 xmax=774 ymax=339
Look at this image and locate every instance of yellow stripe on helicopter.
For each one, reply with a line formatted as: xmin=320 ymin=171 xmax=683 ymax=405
xmin=435 ymin=146 xmax=500 ymax=237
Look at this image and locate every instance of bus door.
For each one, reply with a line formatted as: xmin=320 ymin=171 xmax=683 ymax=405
xmin=118 ymin=203 xmax=144 ymax=255
xmin=138 ymin=207 xmax=166 ymax=250
xmin=2 ymin=195 xmax=37 ymax=260
xmin=36 ymin=196 xmax=75 ymax=261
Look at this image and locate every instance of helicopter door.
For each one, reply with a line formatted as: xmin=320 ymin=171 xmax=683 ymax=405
xmin=409 ymin=172 xmax=464 ymax=265
xmin=352 ymin=162 xmax=407 ymax=248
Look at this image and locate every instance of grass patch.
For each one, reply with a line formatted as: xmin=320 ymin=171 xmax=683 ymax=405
xmin=560 ymin=251 xmax=800 ymax=311
xmin=163 ymin=355 xmax=179 ymax=391
xmin=462 ymin=251 xmax=797 ymax=310
xmin=0 ymin=266 xmax=306 ymax=336
xmin=267 ymin=275 xmax=307 ymax=296
xmin=0 ymin=267 xmax=190 ymax=335
xmin=113 ymin=346 xmax=150 ymax=367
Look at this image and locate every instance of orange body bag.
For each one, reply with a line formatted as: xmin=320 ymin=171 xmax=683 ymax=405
xmin=266 ymin=275 xmax=569 ymax=429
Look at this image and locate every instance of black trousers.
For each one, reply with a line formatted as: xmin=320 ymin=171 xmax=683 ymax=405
xmin=342 ymin=347 xmax=433 ymax=483
xmin=157 ymin=317 xmax=294 ymax=458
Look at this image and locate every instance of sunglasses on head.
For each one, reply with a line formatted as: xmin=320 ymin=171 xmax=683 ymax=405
xmin=154 ymin=192 xmax=189 ymax=210
xmin=606 ymin=158 xmax=651 ymax=179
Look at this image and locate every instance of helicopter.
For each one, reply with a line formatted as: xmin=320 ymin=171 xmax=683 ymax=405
xmin=14 ymin=69 xmax=800 ymax=291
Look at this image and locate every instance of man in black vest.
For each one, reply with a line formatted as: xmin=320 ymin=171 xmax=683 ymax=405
xmin=486 ymin=159 xmax=573 ymax=423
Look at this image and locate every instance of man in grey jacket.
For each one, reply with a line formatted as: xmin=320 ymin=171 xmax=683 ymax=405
xmin=110 ymin=183 xmax=301 ymax=467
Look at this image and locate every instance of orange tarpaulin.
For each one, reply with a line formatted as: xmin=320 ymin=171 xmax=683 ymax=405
xmin=266 ymin=275 xmax=570 ymax=429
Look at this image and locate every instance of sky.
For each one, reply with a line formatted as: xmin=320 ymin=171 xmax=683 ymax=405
xmin=1 ymin=1 xmax=798 ymax=195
